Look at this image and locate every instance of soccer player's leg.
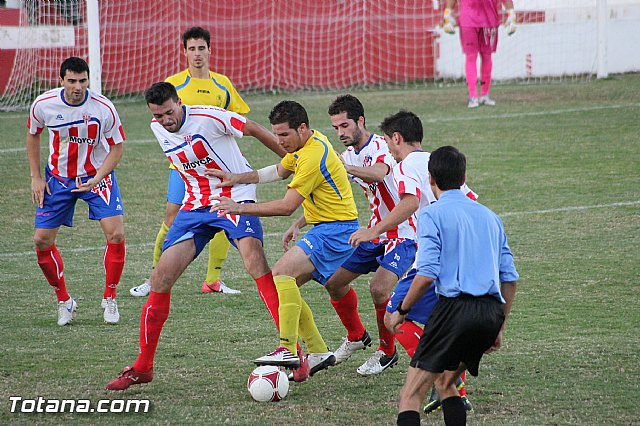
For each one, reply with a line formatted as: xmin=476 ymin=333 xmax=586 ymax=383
xmin=479 ymin=29 xmax=498 ymax=105
xmin=107 ymin=212 xmax=205 ymax=391
xmin=202 ymin=232 xmax=240 ymax=293
xmin=460 ymin=26 xmax=482 ymax=107
xmin=34 ymin=170 xmax=78 ymax=325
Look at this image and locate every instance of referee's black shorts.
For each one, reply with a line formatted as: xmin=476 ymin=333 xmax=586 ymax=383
xmin=410 ymin=294 xmax=505 ymax=376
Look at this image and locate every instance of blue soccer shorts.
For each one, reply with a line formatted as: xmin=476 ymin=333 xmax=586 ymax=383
xmin=387 ymin=268 xmax=439 ymax=325
xmin=340 ymin=239 xmax=416 ymax=279
xmin=163 ymin=204 xmax=263 ymax=258
xmin=35 ymin=167 xmax=124 ymax=229
xmin=296 ymin=219 xmax=359 ymax=285
xmin=166 ymin=168 xmax=185 ymax=205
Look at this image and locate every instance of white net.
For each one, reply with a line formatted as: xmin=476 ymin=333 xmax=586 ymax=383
xmin=1 ymin=0 xmax=638 ymax=111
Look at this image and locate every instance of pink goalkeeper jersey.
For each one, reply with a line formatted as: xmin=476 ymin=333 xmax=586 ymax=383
xmin=150 ymin=105 xmax=256 ymax=211
xmin=28 ymin=88 xmax=125 ymax=178
xmin=342 ymin=134 xmax=415 ymax=242
xmin=459 ymin=0 xmax=503 ymax=28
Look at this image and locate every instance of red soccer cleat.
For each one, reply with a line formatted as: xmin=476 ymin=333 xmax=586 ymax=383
xmin=106 ymin=366 xmax=153 ymax=391
xmin=288 ymin=348 xmax=310 ymax=383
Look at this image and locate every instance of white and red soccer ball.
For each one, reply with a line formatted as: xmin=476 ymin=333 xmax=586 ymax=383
xmin=247 ymin=365 xmax=289 ymax=402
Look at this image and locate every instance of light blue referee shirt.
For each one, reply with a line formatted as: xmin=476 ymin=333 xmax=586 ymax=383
xmin=416 ymin=189 xmax=519 ymax=303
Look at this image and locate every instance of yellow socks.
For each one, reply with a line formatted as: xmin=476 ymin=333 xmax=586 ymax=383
xmin=152 ymin=222 xmax=170 ymax=269
xmin=205 ymin=232 xmax=231 ymax=284
xmin=275 ymin=275 xmax=301 ymax=355
xmin=298 ymin=299 xmax=329 ymax=354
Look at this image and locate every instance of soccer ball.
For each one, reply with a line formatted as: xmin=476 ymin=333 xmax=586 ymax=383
xmin=247 ymin=365 xmax=289 ymax=402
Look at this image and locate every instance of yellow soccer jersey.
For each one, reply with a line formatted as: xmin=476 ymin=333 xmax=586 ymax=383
xmin=281 ymin=130 xmax=358 ymax=224
xmin=165 ymin=69 xmax=250 ymax=170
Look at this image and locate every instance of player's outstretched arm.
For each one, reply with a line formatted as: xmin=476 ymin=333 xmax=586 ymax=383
xmin=72 ymin=143 xmax=123 ymax=192
xmin=344 ymin=161 xmax=390 ymax=183
xmin=244 ymin=120 xmax=287 ymax=158
xmin=211 ymin=187 xmax=304 ymax=217
xmin=26 ymin=132 xmax=49 ymax=208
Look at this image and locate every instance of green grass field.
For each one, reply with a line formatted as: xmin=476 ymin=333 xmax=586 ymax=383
xmin=1 ymin=76 xmax=639 ymax=425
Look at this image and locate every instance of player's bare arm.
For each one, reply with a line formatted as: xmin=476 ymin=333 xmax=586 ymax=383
xmin=26 ymin=132 xmax=49 ymax=208
xmin=282 ymin=215 xmax=307 ymax=252
xmin=384 ymin=274 xmax=434 ymax=334
xmin=244 ymin=120 xmax=287 ymax=158
xmin=348 ymin=193 xmax=419 ymax=247
xmin=344 ymin=161 xmax=389 ymax=183
xmin=206 ymin=163 xmax=291 ymax=188
xmin=211 ymin=187 xmax=303 ymax=217
xmin=71 ymin=143 xmax=124 ymax=193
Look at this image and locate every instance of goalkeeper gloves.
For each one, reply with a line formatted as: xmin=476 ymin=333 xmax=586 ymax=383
xmin=505 ymin=9 xmax=516 ymax=36
xmin=443 ymin=8 xmax=456 ymax=34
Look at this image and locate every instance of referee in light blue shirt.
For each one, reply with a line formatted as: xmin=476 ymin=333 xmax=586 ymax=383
xmin=387 ymin=146 xmax=519 ymax=426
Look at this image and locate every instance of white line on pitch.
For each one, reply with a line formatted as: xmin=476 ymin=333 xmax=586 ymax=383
xmin=2 ymin=200 xmax=638 ymax=259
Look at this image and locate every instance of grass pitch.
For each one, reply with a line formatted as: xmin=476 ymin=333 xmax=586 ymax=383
xmin=1 ymin=75 xmax=639 ymax=425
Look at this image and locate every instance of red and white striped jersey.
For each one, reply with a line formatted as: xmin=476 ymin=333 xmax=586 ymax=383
xmin=341 ymin=134 xmax=415 ymax=241
xmin=393 ymin=150 xmax=478 ymax=233
xmin=28 ymin=88 xmax=125 ymax=178
xmin=150 ymin=105 xmax=256 ymax=211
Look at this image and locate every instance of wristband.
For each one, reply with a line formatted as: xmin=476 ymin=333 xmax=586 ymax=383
xmin=396 ymin=301 xmax=410 ymax=315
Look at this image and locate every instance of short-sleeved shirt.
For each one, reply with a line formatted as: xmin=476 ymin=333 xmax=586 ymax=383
xmin=416 ymin=189 xmax=519 ymax=302
xmin=459 ymin=0 xmax=504 ymax=28
xmin=342 ymin=134 xmax=414 ymax=242
xmin=165 ymin=69 xmax=249 ymax=171
xmin=280 ymin=130 xmax=358 ymax=224
xmin=150 ymin=105 xmax=256 ymax=211
xmin=28 ymin=88 xmax=125 ymax=178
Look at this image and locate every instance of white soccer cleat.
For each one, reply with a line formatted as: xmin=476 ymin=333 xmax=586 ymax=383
xmin=130 ymin=279 xmax=151 ymax=297
xmin=356 ymin=350 xmax=399 ymax=376
xmin=479 ymin=95 xmax=496 ymax=106
xmin=102 ymin=297 xmax=120 ymax=324
xmin=57 ymin=298 xmax=77 ymax=326
xmin=307 ymin=351 xmax=336 ymax=376
xmin=334 ymin=330 xmax=372 ymax=364
xmin=468 ymin=98 xmax=479 ymax=109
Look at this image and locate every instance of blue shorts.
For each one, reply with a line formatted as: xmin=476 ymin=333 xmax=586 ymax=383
xmin=163 ymin=204 xmax=263 ymax=258
xmin=387 ymin=268 xmax=438 ymax=325
xmin=296 ymin=219 xmax=359 ymax=285
xmin=35 ymin=168 xmax=124 ymax=229
xmin=341 ymin=239 xmax=416 ymax=279
xmin=167 ymin=168 xmax=185 ymax=205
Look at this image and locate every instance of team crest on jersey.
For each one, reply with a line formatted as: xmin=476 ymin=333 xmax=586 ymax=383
xmin=362 ymin=155 xmax=373 ymax=167
xmin=183 ymin=134 xmax=192 ymax=144
xmin=82 ymin=114 xmax=92 ymax=125
xmin=91 ymin=174 xmax=113 ymax=205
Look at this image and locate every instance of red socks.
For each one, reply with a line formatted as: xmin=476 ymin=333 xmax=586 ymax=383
xmin=133 ymin=291 xmax=171 ymax=373
xmin=103 ymin=240 xmax=126 ymax=299
xmin=375 ymin=300 xmax=396 ymax=356
xmin=36 ymin=244 xmax=70 ymax=302
xmin=395 ymin=320 xmax=424 ymax=358
xmin=330 ymin=287 xmax=366 ymax=341
xmin=255 ymin=272 xmax=280 ymax=329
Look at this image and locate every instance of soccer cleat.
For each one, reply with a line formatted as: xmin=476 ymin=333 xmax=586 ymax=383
xmin=254 ymin=346 xmax=300 ymax=368
xmin=334 ymin=330 xmax=372 ymax=364
xmin=423 ymin=398 xmax=442 ymax=414
xmin=201 ymin=280 xmax=241 ymax=294
xmin=461 ymin=396 xmax=473 ymax=412
xmin=130 ymin=279 xmax=151 ymax=297
xmin=102 ymin=297 xmax=120 ymax=324
xmin=467 ymin=98 xmax=479 ymax=108
xmin=308 ymin=352 xmax=336 ymax=376
xmin=479 ymin=95 xmax=496 ymax=106
xmin=287 ymin=348 xmax=310 ymax=382
xmin=106 ymin=366 xmax=153 ymax=391
xmin=424 ymin=380 xmax=473 ymax=414
xmin=356 ymin=350 xmax=399 ymax=376
xmin=57 ymin=298 xmax=77 ymax=326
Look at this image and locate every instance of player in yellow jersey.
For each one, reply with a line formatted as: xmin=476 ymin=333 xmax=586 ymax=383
xmin=130 ymin=27 xmax=258 ymax=297
xmin=207 ymin=100 xmax=359 ymax=382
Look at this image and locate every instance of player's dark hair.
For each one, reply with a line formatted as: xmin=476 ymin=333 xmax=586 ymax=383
xmin=182 ymin=26 xmax=210 ymax=49
xmin=269 ymin=100 xmax=309 ymax=130
xmin=145 ymin=82 xmax=179 ymax=106
xmin=328 ymin=94 xmax=365 ymax=126
xmin=60 ymin=57 xmax=89 ymax=80
xmin=379 ymin=110 xmax=423 ymax=144
xmin=428 ymin=145 xmax=466 ymax=190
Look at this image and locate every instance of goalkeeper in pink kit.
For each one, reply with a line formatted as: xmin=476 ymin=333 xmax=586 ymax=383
xmin=443 ymin=0 xmax=517 ymax=108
